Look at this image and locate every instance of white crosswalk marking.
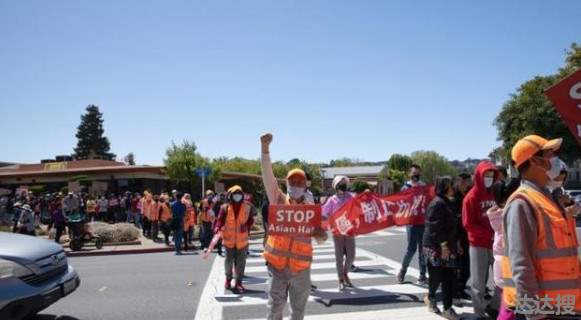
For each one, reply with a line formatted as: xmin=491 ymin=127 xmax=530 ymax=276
xmin=195 ymin=234 xmax=473 ymax=320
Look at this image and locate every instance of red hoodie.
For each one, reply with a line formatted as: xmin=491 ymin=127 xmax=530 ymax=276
xmin=462 ymin=161 xmax=499 ymax=249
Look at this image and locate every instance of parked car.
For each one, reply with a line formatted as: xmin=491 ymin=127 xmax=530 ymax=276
xmin=0 ymin=232 xmax=80 ymax=320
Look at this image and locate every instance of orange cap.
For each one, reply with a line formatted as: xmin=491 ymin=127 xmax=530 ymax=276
xmin=286 ymin=168 xmax=306 ymax=180
xmin=511 ymin=135 xmax=562 ymax=168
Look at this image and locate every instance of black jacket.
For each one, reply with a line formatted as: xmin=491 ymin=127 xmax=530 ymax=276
xmin=423 ymin=195 xmax=458 ymax=253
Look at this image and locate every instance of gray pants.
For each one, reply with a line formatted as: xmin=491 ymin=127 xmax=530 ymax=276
xmin=225 ymin=246 xmax=248 ymax=280
xmin=267 ymin=266 xmax=311 ymax=320
xmin=333 ymin=235 xmax=355 ymax=280
xmin=469 ymin=246 xmax=495 ymax=316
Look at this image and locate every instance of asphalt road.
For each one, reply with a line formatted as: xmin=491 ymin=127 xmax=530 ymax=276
xmin=39 ymin=250 xmax=213 ymax=320
xmin=37 ymin=224 xmax=581 ymax=320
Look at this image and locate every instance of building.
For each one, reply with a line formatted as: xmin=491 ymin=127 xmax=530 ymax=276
xmin=320 ymin=165 xmax=391 ymax=195
xmin=0 ymin=159 xmax=269 ymax=197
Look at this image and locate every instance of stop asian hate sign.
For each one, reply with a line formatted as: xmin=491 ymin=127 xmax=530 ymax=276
xmin=268 ymin=204 xmax=322 ymax=237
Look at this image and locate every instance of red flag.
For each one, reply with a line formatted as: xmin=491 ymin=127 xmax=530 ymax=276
xmin=328 ymin=186 xmax=435 ymax=236
xmin=545 ymin=68 xmax=581 ymax=145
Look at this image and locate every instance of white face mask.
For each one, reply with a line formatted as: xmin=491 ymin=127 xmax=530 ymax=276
xmin=484 ymin=177 xmax=494 ymax=188
xmin=232 ymin=194 xmax=243 ymax=203
xmin=287 ymin=186 xmax=306 ymax=200
xmin=546 ymin=157 xmax=562 ymax=180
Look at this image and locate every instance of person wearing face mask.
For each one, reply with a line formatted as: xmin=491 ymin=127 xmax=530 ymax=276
xmin=462 ymin=160 xmax=500 ymax=319
xmin=397 ymin=164 xmax=428 ymax=285
xmin=422 ymin=176 xmax=461 ymax=320
xmin=260 ymin=133 xmax=327 ymax=320
xmin=322 ymin=175 xmax=355 ymax=290
xmin=548 ymin=161 xmax=580 ymax=218
xmin=214 ymin=185 xmax=256 ymax=293
xmin=503 ymin=135 xmax=581 ymax=319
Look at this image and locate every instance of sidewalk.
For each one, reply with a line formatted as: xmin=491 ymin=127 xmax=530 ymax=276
xmin=41 ymin=230 xmax=266 ymax=257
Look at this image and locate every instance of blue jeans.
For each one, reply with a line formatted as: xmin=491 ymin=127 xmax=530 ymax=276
xmin=401 ymin=224 xmax=426 ymax=277
xmin=173 ymin=227 xmax=183 ymax=253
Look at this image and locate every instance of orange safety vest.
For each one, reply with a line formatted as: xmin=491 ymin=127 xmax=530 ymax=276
xmin=222 ymin=203 xmax=250 ymax=250
xmin=501 ymin=186 xmax=581 ymax=313
xmin=149 ymin=202 xmax=160 ymax=222
xmin=160 ymin=203 xmax=172 ymax=222
xmin=200 ymin=199 xmax=215 ymax=223
xmin=183 ymin=202 xmax=196 ymax=231
xmin=263 ymin=196 xmax=313 ymax=273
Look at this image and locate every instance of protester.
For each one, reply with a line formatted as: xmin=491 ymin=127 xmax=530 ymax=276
xmin=422 ymin=176 xmax=460 ymax=320
xmin=62 ymin=192 xmax=80 ymax=218
xmin=260 ymin=133 xmax=327 ymax=320
xmin=86 ymin=196 xmax=97 ymax=222
xmin=97 ymin=195 xmax=108 ymax=222
xmin=502 ymin=135 xmax=581 ymax=318
xmin=214 ymin=185 xmax=256 ymax=293
xmin=141 ymin=191 xmax=153 ymax=237
xmin=182 ymin=193 xmax=196 ymax=251
xmin=50 ymin=200 xmax=66 ymax=244
xmin=462 ymin=160 xmax=499 ymax=319
xmin=397 ymin=164 xmax=428 ymax=285
xmin=199 ymin=190 xmax=216 ymax=252
xmin=322 ymin=175 xmax=355 ymax=290
xmin=159 ymin=195 xmax=172 ymax=245
xmin=132 ymin=193 xmax=142 ymax=229
xmin=107 ymin=194 xmax=119 ymax=223
xmin=487 ymin=178 xmax=520 ymax=320
xmin=453 ymin=172 xmax=472 ymax=303
xmin=17 ymin=204 xmax=36 ymax=236
xmin=212 ymin=193 xmax=225 ymax=256
xmin=12 ymin=202 xmax=22 ymax=233
xmin=170 ymin=193 xmax=186 ymax=255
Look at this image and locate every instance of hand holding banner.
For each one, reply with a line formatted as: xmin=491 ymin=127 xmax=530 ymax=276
xmin=268 ymin=204 xmax=322 ymax=237
xmin=328 ymin=186 xmax=435 ymax=236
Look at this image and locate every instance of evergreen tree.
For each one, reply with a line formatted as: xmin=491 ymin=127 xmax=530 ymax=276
xmin=73 ymin=105 xmax=115 ymax=160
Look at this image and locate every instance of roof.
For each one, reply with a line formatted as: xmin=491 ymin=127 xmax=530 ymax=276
xmin=321 ymin=166 xmax=385 ymax=179
xmin=0 ymin=160 xmax=126 ymax=173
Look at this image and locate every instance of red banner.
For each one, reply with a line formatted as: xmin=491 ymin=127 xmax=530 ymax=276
xmin=268 ymin=204 xmax=321 ymax=237
xmin=545 ymin=68 xmax=581 ymax=145
xmin=328 ymin=186 xmax=435 ymax=236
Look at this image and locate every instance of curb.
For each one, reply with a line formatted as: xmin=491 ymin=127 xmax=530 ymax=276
xmin=65 ymin=231 xmax=266 ymax=258
xmin=66 ymin=246 xmax=175 ymax=257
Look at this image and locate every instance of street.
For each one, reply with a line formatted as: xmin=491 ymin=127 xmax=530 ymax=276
xmin=40 ymin=225 xmax=581 ymax=320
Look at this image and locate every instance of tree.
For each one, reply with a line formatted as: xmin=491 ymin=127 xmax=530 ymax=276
xmin=73 ymin=105 xmax=115 ymax=160
xmin=494 ymin=43 xmax=581 ymax=164
xmin=164 ymin=141 xmax=210 ymax=195
xmin=410 ymin=150 xmax=458 ymax=184
xmin=124 ymin=152 xmax=135 ymax=165
xmin=350 ymin=179 xmax=370 ymax=194
xmin=387 ymin=154 xmax=413 ymax=172
xmin=329 ymin=158 xmax=360 ymax=167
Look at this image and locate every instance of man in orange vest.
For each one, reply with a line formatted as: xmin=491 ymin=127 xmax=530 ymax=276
xmin=214 ymin=185 xmax=257 ymax=293
xmin=260 ymin=133 xmax=327 ymax=320
xmin=502 ymin=135 xmax=580 ymax=320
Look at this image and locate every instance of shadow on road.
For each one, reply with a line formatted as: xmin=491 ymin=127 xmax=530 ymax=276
xmin=34 ymin=315 xmax=82 ymax=320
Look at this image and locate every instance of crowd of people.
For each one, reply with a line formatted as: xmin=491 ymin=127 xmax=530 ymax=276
xmin=1 ymin=133 xmax=579 ymax=320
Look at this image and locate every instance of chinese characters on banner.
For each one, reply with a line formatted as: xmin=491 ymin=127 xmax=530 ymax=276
xmin=268 ymin=204 xmax=322 ymax=237
xmin=328 ymin=186 xmax=435 ymax=236
xmin=545 ymin=68 xmax=581 ymax=145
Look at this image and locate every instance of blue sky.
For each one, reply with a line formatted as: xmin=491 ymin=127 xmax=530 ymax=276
xmin=1 ymin=1 xmax=579 ymax=165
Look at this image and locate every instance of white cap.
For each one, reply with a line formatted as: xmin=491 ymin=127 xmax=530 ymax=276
xmin=332 ymin=175 xmax=350 ymax=190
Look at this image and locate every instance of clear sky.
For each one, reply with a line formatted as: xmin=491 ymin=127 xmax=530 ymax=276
xmin=1 ymin=1 xmax=579 ymax=165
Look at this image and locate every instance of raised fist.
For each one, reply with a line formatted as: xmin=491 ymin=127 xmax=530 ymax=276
xmin=261 ymin=133 xmax=273 ymax=153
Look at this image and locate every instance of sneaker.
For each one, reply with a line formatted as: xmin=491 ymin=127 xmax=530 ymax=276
xmin=338 ymin=280 xmax=346 ymax=291
xmin=424 ymin=295 xmax=440 ymax=314
xmin=441 ymin=308 xmax=460 ymax=320
xmin=350 ymin=264 xmax=359 ymax=272
xmin=225 ymin=278 xmax=232 ymax=290
xmin=310 ymin=284 xmax=318 ymax=291
xmin=344 ymin=275 xmax=354 ymax=288
xmin=452 ymin=298 xmax=464 ymax=307
xmin=234 ymin=281 xmax=245 ymax=294
xmin=397 ymin=270 xmax=405 ymax=284
xmin=417 ymin=275 xmax=428 ymax=286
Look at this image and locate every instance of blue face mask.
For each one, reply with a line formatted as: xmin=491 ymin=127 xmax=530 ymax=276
xmin=287 ymin=186 xmax=305 ymax=200
xmin=232 ymin=194 xmax=244 ymax=203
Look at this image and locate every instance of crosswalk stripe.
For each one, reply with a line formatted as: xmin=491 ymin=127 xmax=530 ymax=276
xmin=217 ymin=283 xmax=425 ymax=307
xmin=245 ymin=259 xmax=387 ymax=274
xmin=246 ymin=254 xmax=341 ymax=264
xmin=243 ymin=305 xmax=475 ymax=320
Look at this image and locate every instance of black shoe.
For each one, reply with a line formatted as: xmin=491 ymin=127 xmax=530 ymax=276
xmin=310 ymin=284 xmax=317 ymax=291
xmin=397 ymin=270 xmax=405 ymax=284
xmin=417 ymin=275 xmax=428 ymax=286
